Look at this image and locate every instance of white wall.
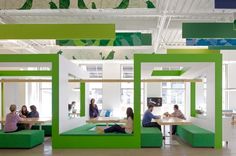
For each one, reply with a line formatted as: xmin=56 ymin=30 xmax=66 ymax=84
xmin=4 ymin=83 xmax=25 ymax=115
xmin=59 ymin=56 xmax=89 ymax=133
xmin=102 ymin=62 xmax=122 ymax=117
xmin=191 ymin=64 xmax=215 ymax=132
xmin=145 ymin=82 xmax=162 ymax=114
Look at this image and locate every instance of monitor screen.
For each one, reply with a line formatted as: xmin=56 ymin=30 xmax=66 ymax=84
xmin=147 ymin=97 xmax=162 ymax=107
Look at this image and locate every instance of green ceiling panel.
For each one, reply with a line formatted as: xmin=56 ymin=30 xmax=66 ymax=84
xmin=0 ymin=24 xmax=115 ymax=39
xmin=167 ymin=49 xmax=220 ymax=54
xmin=182 ymin=23 xmax=236 ymax=38
xmin=151 ymin=70 xmax=185 ymax=76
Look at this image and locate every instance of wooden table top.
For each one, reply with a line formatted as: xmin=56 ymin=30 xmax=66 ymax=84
xmin=86 ymin=117 xmax=126 ymax=123
xmin=155 ymin=117 xmax=192 ymax=126
xmin=0 ymin=118 xmax=51 ymax=124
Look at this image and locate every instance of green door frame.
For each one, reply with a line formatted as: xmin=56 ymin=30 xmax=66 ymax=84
xmin=134 ymin=53 xmax=222 ymax=148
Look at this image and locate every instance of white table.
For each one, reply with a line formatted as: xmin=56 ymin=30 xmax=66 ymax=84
xmin=155 ymin=117 xmax=192 ymax=145
xmin=86 ymin=117 xmax=126 ymax=126
xmin=1 ymin=118 xmax=51 ymax=130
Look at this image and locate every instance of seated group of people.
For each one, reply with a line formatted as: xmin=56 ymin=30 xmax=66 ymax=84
xmin=91 ymin=97 xmax=185 ymax=135
xmin=4 ymin=104 xmax=39 ymax=133
xmin=143 ymin=104 xmax=185 ymax=135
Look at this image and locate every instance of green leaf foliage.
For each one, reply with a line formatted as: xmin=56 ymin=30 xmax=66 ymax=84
xmin=19 ymin=0 xmax=33 ymax=10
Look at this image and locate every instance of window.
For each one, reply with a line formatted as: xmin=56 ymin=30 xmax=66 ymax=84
xmin=120 ymin=65 xmax=144 ymax=111
xmin=80 ymin=64 xmax=103 ymax=110
xmin=25 ymin=67 xmax=52 ymax=118
xmin=25 ymin=82 xmax=52 ymax=118
xmin=161 ymin=82 xmax=185 ymax=113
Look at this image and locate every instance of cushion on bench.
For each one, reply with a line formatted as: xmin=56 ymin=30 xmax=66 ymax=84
xmin=61 ymin=124 xmax=130 ymax=136
xmin=0 ymin=130 xmax=44 ymax=148
xmin=31 ymin=124 xmax=52 ymax=136
xmin=177 ymin=125 xmax=214 ymax=147
xmin=141 ymin=127 xmax=162 ymax=147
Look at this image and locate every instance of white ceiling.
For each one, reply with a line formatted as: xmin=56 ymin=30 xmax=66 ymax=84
xmin=0 ymin=0 xmax=234 ymax=58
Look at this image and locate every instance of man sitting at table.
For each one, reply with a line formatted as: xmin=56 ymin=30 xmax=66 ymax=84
xmin=142 ymin=103 xmax=161 ymax=131
xmin=164 ymin=104 xmax=186 ymax=135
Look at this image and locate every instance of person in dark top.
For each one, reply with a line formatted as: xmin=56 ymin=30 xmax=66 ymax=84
xmin=97 ymin=107 xmax=133 ymax=134
xmin=142 ymin=103 xmax=162 ymax=131
xmin=68 ymin=101 xmax=76 ymax=112
xmin=89 ymin=98 xmax=99 ymax=118
xmin=28 ymin=105 xmax=39 ymax=118
xmin=19 ymin=105 xmax=29 ymax=118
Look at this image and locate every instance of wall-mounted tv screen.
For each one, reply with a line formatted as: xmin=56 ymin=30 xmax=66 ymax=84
xmin=147 ymin=97 xmax=162 ymax=107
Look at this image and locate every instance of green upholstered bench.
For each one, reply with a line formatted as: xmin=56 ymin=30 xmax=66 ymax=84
xmin=32 ymin=124 xmax=52 ymax=136
xmin=0 ymin=130 xmax=44 ymax=148
xmin=61 ymin=124 xmax=130 ymax=136
xmin=141 ymin=127 xmax=162 ymax=147
xmin=176 ymin=125 xmax=214 ymax=147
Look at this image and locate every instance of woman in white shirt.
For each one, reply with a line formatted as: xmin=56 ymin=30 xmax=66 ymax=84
xmin=97 ymin=107 xmax=133 ymax=134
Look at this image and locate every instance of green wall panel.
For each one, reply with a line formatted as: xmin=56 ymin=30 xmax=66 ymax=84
xmin=80 ymin=82 xmax=85 ymax=117
xmin=190 ymin=82 xmax=196 ymax=117
xmin=0 ymin=24 xmax=115 ymax=39
xmin=167 ymin=49 xmax=219 ymax=54
xmin=182 ymin=23 xmax=236 ymax=38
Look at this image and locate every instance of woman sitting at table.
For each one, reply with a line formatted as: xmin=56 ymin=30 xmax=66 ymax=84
xmin=28 ymin=105 xmax=39 ymax=118
xmin=164 ymin=104 xmax=186 ymax=135
xmin=97 ymin=107 xmax=133 ymax=134
xmin=4 ymin=104 xmax=24 ymax=133
xmin=89 ymin=98 xmax=99 ymax=118
xmin=19 ymin=105 xmax=29 ymax=118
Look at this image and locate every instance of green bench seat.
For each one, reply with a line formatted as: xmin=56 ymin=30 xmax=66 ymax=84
xmin=61 ymin=124 xmax=130 ymax=136
xmin=177 ymin=125 xmax=214 ymax=147
xmin=0 ymin=130 xmax=44 ymax=148
xmin=31 ymin=124 xmax=52 ymax=136
xmin=141 ymin=127 xmax=162 ymax=147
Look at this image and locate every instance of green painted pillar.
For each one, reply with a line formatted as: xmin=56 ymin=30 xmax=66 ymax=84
xmin=80 ymin=82 xmax=85 ymax=117
xmin=190 ymin=82 xmax=196 ymax=117
xmin=1 ymin=82 xmax=4 ymax=120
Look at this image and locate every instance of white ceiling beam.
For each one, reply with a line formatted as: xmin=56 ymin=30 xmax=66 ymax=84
xmin=153 ymin=0 xmax=170 ymax=52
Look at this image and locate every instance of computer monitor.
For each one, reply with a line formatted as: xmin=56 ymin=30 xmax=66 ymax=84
xmin=147 ymin=97 xmax=162 ymax=107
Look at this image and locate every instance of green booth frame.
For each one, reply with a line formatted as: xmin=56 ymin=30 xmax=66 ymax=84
xmin=133 ymin=53 xmax=222 ymax=149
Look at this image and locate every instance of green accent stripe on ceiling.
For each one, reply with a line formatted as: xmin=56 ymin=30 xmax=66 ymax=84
xmin=167 ymin=49 xmax=220 ymax=54
xmin=56 ymin=33 xmax=152 ymax=46
xmin=151 ymin=70 xmax=185 ymax=76
xmin=0 ymin=71 xmax=52 ymax=76
xmin=182 ymin=23 xmax=236 ymax=38
xmin=0 ymin=24 xmax=115 ymax=39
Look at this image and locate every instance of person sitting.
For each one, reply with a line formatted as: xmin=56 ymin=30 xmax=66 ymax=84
xmin=68 ymin=101 xmax=76 ymax=113
xmin=97 ymin=107 xmax=133 ymax=134
xmin=19 ymin=105 xmax=29 ymax=118
xmin=142 ymin=103 xmax=161 ymax=131
xmin=4 ymin=104 xmax=24 ymax=133
xmin=164 ymin=104 xmax=186 ymax=135
xmin=28 ymin=105 xmax=39 ymax=118
xmin=89 ymin=98 xmax=99 ymax=118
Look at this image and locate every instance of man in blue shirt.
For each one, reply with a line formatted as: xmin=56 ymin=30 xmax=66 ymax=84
xmin=142 ymin=103 xmax=161 ymax=130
